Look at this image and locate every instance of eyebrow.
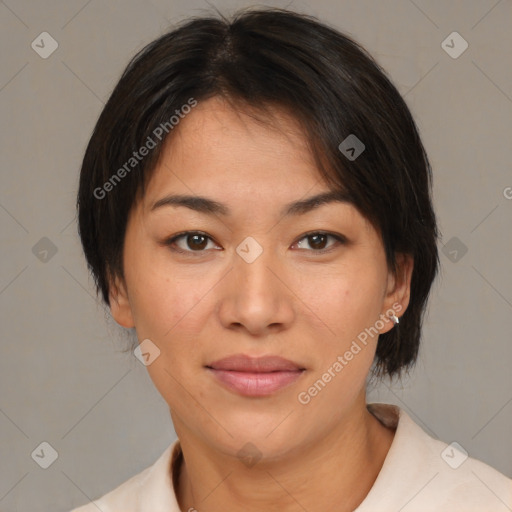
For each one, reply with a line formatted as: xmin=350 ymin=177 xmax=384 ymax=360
xmin=150 ymin=190 xmax=352 ymax=217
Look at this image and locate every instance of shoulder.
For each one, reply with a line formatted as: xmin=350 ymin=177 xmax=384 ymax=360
xmin=419 ymin=432 xmax=512 ymax=510
xmin=69 ymin=466 xmax=150 ymax=512
xmin=359 ymin=403 xmax=512 ymax=511
xmin=69 ymin=440 xmax=180 ymax=512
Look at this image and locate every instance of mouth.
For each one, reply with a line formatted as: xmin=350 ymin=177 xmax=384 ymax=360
xmin=205 ymin=354 xmax=306 ymax=397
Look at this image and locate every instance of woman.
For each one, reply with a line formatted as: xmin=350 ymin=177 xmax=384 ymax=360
xmin=71 ymin=7 xmax=511 ymax=511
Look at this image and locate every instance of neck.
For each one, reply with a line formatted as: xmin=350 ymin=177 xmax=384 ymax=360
xmin=173 ymin=398 xmax=395 ymax=512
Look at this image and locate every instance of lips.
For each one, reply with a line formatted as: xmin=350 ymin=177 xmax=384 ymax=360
xmin=206 ymin=354 xmax=305 ymax=397
xmin=207 ymin=354 xmax=305 ymax=372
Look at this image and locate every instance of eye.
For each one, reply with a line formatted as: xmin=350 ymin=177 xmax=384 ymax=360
xmin=162 ymin=230 xmax=346 ymax=256
xmin=163 ymin=231 xmax=220 ymax=254
xmin=293 ymin=231 xmax=346 ymax=253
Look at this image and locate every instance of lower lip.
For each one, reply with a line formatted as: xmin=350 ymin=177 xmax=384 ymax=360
xmin=207 ymin=368 xmax=304 ymax=397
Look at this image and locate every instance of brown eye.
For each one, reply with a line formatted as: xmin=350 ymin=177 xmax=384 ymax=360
xmin=164 ymin=231 xmax=220 ymax=254
xmin=294 ymin=232 xmax=346 ymax=253
xmin=307 ymin=233 xmax=329 ymax=250
xmin=186 ymin=234 xmax=208 ymax=250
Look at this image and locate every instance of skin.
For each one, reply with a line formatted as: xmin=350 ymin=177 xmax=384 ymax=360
xmin=110 ymin=96 xmax=413 ymax=512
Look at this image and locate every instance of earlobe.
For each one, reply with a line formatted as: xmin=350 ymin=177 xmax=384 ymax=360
xmin=108 ymin=274 xmax=135 ymax=328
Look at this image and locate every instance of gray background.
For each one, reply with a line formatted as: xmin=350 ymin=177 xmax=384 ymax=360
xmin=1 ymin=1 xmax=511 ymax=511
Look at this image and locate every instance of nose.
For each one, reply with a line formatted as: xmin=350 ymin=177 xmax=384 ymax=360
xmin=217 ymin=239 xmax=296 ymax=337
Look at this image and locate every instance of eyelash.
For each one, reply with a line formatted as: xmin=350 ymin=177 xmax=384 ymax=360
xmin=162 ymin=230 xmax=347 ymax=256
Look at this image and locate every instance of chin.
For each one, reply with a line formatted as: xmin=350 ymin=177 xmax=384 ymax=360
xmin=204 ymin=411 xmax=307 ymax=459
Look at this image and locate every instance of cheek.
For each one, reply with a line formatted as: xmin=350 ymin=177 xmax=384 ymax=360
xmin=130 ymin=275 xmax=210 ymax=342
xmin=296 ymin=262 xmax=386 ymax=344
xmin=126 ymin=266 xmax=212 ymax=410
xmin=123 ymin=236 xmax=214 ymax=337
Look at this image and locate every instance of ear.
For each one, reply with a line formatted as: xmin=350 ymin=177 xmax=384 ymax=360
xmin=380 ymin=253 xmax=414 ymax=334
xmin=108 ymin=273 xmax=135 ymax=328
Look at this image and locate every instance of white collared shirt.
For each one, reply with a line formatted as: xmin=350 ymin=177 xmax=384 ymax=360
xmin=70 ymin=403 xmax=512 ymax=511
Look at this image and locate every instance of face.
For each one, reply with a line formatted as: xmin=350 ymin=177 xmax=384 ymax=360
xmin=110 ymin=96 xmax=412 ymax=460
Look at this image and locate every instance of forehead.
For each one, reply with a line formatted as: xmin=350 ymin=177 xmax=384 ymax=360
xmin=142 ymin=97 xmax=328 ymax=207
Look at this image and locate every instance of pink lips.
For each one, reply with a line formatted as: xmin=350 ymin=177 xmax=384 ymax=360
xmin=206 ymin=354 xmax=305 ymax=397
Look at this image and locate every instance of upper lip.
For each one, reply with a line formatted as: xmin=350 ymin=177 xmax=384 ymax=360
xmin=206 ymin=354 xmax=305 ymax=372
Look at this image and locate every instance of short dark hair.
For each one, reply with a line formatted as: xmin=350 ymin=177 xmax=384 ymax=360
xmin=77 ymin=7 xmax=439 ymax=378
